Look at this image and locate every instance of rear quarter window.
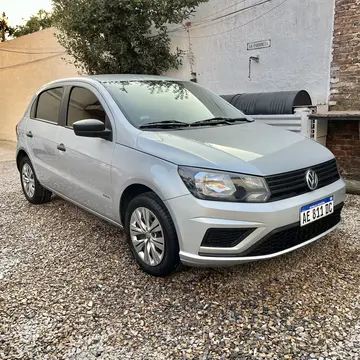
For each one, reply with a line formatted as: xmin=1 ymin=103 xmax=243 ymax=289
xmin=36 ymin=87 xmax=64 ymax=124
xmin=30 ymin=99 xmax=37 ymax=119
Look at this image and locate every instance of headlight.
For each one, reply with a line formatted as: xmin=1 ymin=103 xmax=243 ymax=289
xmin=178 ymin=166 xmax=270 ymax=203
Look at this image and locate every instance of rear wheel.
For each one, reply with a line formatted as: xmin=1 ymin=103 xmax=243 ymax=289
xmin=20 ymin=157 xmax=52 ymax=204
xmin=124 ymin=192 xmax=181 ymax=277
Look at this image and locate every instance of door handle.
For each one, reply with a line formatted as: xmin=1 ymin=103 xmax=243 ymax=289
xmin=26 ymin=131 xmax=33 ymax=138
xmin=57 ymin=143 xmax=66 ymax=152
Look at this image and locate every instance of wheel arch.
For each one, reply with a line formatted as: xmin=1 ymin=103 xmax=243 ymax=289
xmin=16 ymin=149 xmax=30 ymax=171
xmin=119 ymin=183 xmax=159 ymax=225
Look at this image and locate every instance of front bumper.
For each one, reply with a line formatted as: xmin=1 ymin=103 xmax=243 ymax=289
xmin=165 ymin=178 xmax=346 ymax=267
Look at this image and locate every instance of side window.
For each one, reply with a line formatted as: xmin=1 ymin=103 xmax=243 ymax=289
xmin=36 ymin=87 xmax=64 ymax=123
xmin=30 ymin=99 xmax=37 ymax=119
xmin=67 ymin=87 xmax=107 ymax=128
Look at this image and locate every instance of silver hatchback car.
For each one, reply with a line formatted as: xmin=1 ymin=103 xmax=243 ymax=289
xmin=16 ymin=75 xmax=346 ymax=276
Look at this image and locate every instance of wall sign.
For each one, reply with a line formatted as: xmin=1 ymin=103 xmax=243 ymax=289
xmin=247 ymin=39 xmax=271 ymax=51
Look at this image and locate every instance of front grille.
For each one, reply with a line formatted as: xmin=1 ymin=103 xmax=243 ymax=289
xmin=201 ymin=228 xmax=255 ymax=248
xmin=242 ymin=203 xmax=343 ymax=257
xmin=265 ymin=159 xmax=340 ymax=201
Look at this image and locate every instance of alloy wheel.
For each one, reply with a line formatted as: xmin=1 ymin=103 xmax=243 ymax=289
xmin=22 ymin=163 xmax=35 ymax=198
xmin=129 ymin=207 xmax=165 ymax=266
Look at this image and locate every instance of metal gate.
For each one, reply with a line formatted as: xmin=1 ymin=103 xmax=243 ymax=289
xmin=251 ymin=108 xmax=314 ymax=139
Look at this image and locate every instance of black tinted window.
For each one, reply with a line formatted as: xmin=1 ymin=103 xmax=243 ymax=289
xmin=36 ymin=87 xmax=64 ymax=123
xmin=67 ymin=87 xmax=106 ymax=127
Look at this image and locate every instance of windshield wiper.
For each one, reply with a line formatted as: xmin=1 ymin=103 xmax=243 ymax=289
xmin=191 ymin=117 xmax=252 ymax=126
xmin=139 ymin=120 xmax=190 ymax=129
xmin=139 ymin=117 xmax=253 ymax=130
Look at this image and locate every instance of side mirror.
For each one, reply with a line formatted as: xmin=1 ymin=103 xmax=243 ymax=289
xmin=73 ymin=119 xmax=112 ymax=140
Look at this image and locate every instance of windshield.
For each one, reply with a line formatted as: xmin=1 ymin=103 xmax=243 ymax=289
xmin=102 ymin=80 xmax=247 ymax=128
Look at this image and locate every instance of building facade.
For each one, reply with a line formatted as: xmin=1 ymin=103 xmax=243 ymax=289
xmin=167 ymin=0 xmax=335 ymax=106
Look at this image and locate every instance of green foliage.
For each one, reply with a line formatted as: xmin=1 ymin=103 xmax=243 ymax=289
xmin=52 ymin=0 xmax=208 ymax=75
xmin=0 ymin=12 xmax=13 ymax=42
xmin=13 ymin=10 xmax=53 ymax=38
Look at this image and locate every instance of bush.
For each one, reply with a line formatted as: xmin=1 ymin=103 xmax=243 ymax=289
xmin=53 ymin=0 xmax=208 ymax=75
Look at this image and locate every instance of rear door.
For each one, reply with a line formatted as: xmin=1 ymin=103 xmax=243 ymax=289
xmin=25 ymin=87 xmax=63 ymax=191
xmin=56 ymin=84 xmax=116 ymax=220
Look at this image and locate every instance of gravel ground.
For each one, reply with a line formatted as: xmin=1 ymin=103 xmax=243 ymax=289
xmin=1 ymin=160 xmax=359 ymax=360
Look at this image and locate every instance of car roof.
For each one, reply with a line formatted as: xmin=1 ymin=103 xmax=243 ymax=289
xmin=40 ymin=74 xmax=183 ymax=90
xmin=48 ymin=74 xmax=180 ymax=85
xmin=88 ymin=74 xmax=180 ymax=82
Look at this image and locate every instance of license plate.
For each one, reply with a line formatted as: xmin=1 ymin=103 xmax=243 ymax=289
xmin=300 ymin=196 xmax=334 ymax=227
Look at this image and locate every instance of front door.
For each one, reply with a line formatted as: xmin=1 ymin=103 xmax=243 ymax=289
xmin=56 ymin=85 xmax=116 ymax=221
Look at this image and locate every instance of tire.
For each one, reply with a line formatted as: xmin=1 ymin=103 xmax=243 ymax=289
xmin=20 ymin=156 xmax=52 ymax=205
xmin=124 ymin=192 xmax=182 ymax=277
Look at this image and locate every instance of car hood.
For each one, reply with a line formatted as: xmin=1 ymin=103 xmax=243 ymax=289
xmin=136 ymin=122 xmax=334 ymax=176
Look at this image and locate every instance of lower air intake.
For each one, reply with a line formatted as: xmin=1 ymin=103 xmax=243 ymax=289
xmin=201 ymin=228 xmax=256 ymax=248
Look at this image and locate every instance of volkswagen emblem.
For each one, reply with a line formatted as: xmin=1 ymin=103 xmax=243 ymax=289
xmin=305 ymin=169 xmax=319 ymax=191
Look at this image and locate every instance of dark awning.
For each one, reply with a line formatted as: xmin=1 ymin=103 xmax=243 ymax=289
xmin=221 ymin=90 xmax=312 ymax=115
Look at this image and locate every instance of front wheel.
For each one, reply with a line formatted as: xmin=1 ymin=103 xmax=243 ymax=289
xmin=124 ymin=192 xmax=181 ymax=277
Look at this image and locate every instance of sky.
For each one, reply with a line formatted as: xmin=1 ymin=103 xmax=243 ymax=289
xmin=1 ymin=0 xmax=53 ymax=26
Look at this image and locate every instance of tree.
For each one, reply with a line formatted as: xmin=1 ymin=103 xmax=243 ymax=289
xmin=0 ymin=12 xmax=13 ymax=42
xmin=13 ymin=9 xmax=53 ymax=38
xmin=52 ymin=0 xmax=208 ymax=75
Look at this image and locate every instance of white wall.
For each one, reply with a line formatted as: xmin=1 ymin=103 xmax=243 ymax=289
xmin=167 ymin=0 xmax=335 ymax=106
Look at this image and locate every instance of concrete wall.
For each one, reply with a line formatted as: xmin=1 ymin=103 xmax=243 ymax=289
xmin=167 ymin=0 xmax=335 ymax=106
xmin=0 ymin=27 xmax=77 ymax=141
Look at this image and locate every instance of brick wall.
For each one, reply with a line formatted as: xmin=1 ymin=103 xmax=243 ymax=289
xmin=327 ymin=0 xmax=360 ymax=180
xmin=329 ymin=0 xmax=360 ymax=110
xmin=327 ymin=120 xmax=360 ymax=180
